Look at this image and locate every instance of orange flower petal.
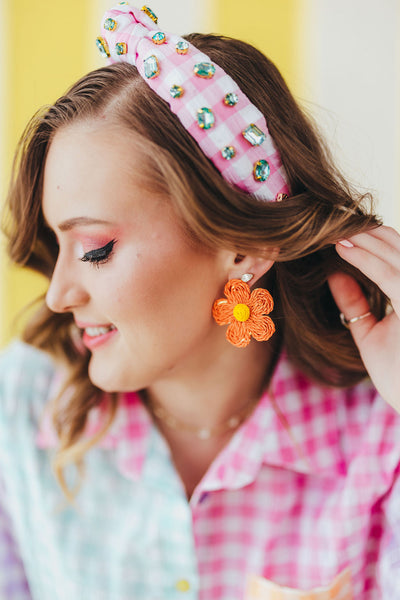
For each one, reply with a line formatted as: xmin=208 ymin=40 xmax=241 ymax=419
xmin=212 ymin=299 xmax=233 ymax=325
xmin=248 ymin=287 xmax=274 ymax=316
xmin=250 ymin=315 xmax=275 ymax=342
xmin=226 ymin=321 xmax=252 ymax=348
xmin=224 ymin=279 xmax=251 ymax=305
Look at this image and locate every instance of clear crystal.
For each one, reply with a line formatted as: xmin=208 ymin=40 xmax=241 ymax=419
xmin=243 ymin=124 xmax=266 ymax=146
xmin=96 ymin=37 xmax=110 ymax=58
xmin=104 ymin=17 xmax=117 ymax=31
xmin=221 ymin=146 xmax=236 ymax=160
xmin=224 ymin=92 xmax=238 ymax=106
xmin=241 ymin=273 xmax=254 ymax=283
xmin=144 ymin=55 xmax=159 ymax=79
xmin=194 ymin=62 xmax=216 ymax=79
xmin=115 ymin=42 xmax=127 ymax=56
xmin=253 ymin=159 xmax=270 ymax=182
xmin=176 ymin=40 xmax=189 ymax=54
xmin=141 ymin=6 xmax=158 ymax=24
xmin=152 ymin=31 xmax=166 ymax=44
xmin=170 ymin=85 xmax=184 ymax=98
xmin=197 ymin=107 xmax=215 ymax=130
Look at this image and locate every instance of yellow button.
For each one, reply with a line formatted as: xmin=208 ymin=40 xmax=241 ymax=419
xmin=175 ymin=579 xmax=190 ymax=592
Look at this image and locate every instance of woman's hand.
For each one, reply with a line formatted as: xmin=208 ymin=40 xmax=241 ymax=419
xmin=328 ymin=225 xmax=400 ymax=413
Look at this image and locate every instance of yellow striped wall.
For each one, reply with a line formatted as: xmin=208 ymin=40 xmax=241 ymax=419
xmin=0 ymin=0 xmax=298 ymax=347
xmin=0 ymin=0 xmax=98 ymax=345
xmin=1 ymin=1 xmax=398 ymax=347
xmin=214 ymin=0 xmax=300 ymax=92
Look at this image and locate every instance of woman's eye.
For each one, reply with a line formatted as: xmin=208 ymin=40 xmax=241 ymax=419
xmin=80 ymin=239 xmax=117 ymax=265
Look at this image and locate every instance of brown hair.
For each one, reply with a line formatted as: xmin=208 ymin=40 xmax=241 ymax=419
xmin=4 ymin=34 xmax=387 ymax=499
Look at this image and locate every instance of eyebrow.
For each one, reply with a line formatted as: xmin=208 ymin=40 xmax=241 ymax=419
xmin=57 ymin=217 xmax=114 ymax=231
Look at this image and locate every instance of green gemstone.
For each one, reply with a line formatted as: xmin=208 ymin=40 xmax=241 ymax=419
xmin=224 ymin=92 xmax=238 ymax=107
xmin=115 ymin=42 xmax=127 ymax=56
xmin=197 ymin=107 xmax=215 ymax=130
xmin=243 ymin=124 xmax=266 ymax=146
xmin=253 ymin=159 xmax=270 ymax=182
xmin=221 ymin=146 xmax=236 ymax=160
xmin=104 ymin=17 xmax=117 ymax=31
xmin=141 ymin=6 xmax=158 ymax=24
xmin=144 ymin=55 xmax=159 ymax=79
xmin=194 ymin=62 xmax=216 ymax=79
xmin=170 ymin=85 xmax=184 ymax=98
xmin=96 ymin=37 xmax=110 ymax=58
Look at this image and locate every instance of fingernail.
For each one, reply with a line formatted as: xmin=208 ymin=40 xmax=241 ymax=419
xmin=338 ymin=239 xmax=354 ymax=248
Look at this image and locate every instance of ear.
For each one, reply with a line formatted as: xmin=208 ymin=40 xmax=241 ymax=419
xmin=226 ymin=250 xmax=278 ymax=286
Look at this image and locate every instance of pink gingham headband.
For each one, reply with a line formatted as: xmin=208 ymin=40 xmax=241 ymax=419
xmin=96 ymin=4 xmax=290 ymax=202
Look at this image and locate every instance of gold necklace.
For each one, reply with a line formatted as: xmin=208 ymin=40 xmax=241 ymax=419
xmin=145 ymin=395 xmax=260 ymax=441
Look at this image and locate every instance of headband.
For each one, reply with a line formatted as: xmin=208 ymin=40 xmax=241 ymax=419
xmin=96 ymin=4 xmax=290 ymax=202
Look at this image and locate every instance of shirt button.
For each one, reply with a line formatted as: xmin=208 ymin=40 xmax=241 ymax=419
xmin=175 ymin=579 xmax=190 ymax=592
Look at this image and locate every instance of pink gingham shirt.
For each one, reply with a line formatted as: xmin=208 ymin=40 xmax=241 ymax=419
xmin=1 ymin=341 xmax=400 ymax=599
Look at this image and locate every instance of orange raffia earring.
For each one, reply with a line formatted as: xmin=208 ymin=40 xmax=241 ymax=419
xmin=212 ymin=275 xmax=275 ymax=348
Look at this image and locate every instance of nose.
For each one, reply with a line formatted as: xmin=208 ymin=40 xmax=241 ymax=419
xmin=46 ymin=256 xmax=90 ymax=313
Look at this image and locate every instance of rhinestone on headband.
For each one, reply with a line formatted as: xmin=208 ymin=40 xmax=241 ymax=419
xmin=194 ymin=62 xmax=216 ymax=79
xmin=170 ymin=85 xmax=184 ymax=98
xmin=276 ymin=193 xmax=288 ymax=202
xmin=197 ymin=108 xmax=215 ymax=130
xmin=221 ymin=146 xmax=236 ymax=160
xmin=224 ymin=93 xmax=238 ymax=107
xmin=152 ymin=31 xmax=166 ymax=44
xmin=98 ymin=4 xmax=290 ymax=201
xmin=253 ymin=160 xmax=270 ymax=182
xmin=115 ymin=42 xmax=127 ymax=55
xmin=144 ymin=55 xmax=160 ymax=78
xmin=243 ymin=124 xmax=266 ymax=146
xmin=96 ymin=36 xmax=110 ymax=58
xmin=104 ymin=17 xmax=117 ymax=31
xmin=176 ymin=40 xmax=189 ymax=55
xmin=141 ymin=6 xmax=158 ymax=23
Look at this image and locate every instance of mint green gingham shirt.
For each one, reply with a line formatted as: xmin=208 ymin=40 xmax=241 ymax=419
xmin=1 ymin=340 xmax=400 ymax=599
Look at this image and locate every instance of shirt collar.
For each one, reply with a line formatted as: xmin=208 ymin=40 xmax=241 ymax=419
xmin=36 ymin=352 xmax=349 ymax=486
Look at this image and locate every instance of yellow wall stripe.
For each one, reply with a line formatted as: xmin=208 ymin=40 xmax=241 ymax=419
xmin=1 ymin=0 xmax=95 ymax=346
xmin=213 ymin=0 xmax=300 ymax=92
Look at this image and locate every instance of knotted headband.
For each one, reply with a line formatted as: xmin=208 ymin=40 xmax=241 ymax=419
xmin=96 ymin=3 xmax=290 ymax=201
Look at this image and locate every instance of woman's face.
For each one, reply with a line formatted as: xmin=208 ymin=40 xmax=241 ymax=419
xmin=42 ymin=121 xmax=230 ymax=392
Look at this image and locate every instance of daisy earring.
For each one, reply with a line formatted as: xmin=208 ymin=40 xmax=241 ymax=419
xmin=212 ymin=278 xmax=275 ymax=348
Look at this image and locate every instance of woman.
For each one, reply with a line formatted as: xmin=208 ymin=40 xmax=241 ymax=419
xmin=1 ymin=4 xmax=400 ymax=599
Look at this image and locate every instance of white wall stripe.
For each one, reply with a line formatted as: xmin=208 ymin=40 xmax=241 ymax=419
xmin=296 ymin=0 xmax=400 ymax=227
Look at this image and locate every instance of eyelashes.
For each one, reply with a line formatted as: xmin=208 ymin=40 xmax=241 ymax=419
xmin=80 ymin=239 xmax=117 ymax=266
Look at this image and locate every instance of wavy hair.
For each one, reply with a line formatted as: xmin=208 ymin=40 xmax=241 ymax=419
xmin=3 ymin=34 xmax=387 ymax=500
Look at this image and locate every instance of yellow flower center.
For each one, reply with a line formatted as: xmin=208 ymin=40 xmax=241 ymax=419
xmin=233 ymin=303 xmax=250 ymax=322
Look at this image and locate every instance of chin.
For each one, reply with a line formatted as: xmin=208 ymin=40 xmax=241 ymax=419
xmin=88 ymin=357 xmax=143 ymax=393
xmin=88 ymin=359 xmax=122 ymax=393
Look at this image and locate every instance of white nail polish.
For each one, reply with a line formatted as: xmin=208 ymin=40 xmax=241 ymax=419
xmin=338 ymin=239 xmax=354 ymax=248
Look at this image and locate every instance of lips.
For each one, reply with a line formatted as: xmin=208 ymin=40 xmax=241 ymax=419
xmin=76 ymin=322 xmax=118 ymax=350
xmin=85 ymin=325 xmax=116 ymax=337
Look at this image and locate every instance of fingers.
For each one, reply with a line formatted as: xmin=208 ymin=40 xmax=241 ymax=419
xmin=368 ymin=225 xmax=400 ymax=251
xmin=336 ymin=225 xmax=400 ymax=308
xmin=328 ymin=272 xmax=376 ymax=343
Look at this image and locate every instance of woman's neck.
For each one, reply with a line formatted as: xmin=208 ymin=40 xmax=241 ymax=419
xmin=144 ymin=333 xmax=280 ymax=442
xmin=142 ymin=336 xmax=281 ymax=499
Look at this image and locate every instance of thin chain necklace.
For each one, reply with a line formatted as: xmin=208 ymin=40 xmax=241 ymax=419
xmin=145 ymin=395 xmax=260 ymax=441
